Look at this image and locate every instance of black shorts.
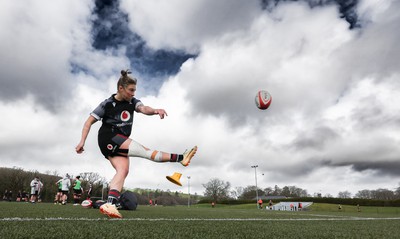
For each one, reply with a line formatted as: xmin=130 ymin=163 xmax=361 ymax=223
xmin=73 ymin=189 xmax=82 ymax=195
xmin=98 ymin=131 xmax=129 ymax=159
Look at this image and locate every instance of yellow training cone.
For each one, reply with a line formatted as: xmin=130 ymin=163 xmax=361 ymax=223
xmin=166 ymin=172 xmax=182 ymax=186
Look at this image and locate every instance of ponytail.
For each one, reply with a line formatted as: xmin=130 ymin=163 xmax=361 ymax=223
xmin=118 ymin=69 xmax=137 ymax=89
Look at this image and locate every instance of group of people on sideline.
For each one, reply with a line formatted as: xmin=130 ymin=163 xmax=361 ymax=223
xmin=2 ymin=174 xmax=91 ymax=206
xmin=257 ymin=199 xmax=274 ymax=210
xmin=2 ymin=190 xmax=25 ymax=202
xmin=2 ymin=177 xmax=44 ymax=203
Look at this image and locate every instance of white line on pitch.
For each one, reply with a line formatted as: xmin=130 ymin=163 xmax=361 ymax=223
xmin=1 ymin=217 xmax=400 ymax=222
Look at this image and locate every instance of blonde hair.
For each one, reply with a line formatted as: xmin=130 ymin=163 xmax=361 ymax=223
xmin=118 ymin=70 xmax=137 ymax=89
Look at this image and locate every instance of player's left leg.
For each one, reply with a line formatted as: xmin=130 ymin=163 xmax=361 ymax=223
xmin=100 ymin=155 xmax=128 ymax=219
xmin=54 ymin=193 xmax=59 ymax=204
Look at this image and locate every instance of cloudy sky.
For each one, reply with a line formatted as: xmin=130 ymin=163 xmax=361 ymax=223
xmin=1 ymin=0 xmax=399 ymax=197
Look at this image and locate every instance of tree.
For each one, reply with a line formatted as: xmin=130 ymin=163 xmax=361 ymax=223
xmin=264 ymin=187 xmax=273 ymax=195
xmin=324 ymin=193 xmax=333 ymax=198
xmin=371 ymin=188 xmax=395 ymax=200
xmin=79 ymin=172 xmax=108 ymax=199
xmin=395 ymin=185 xmax=400 ymax=199
xmin=202 ymin=178 xmax=231 ymax=202
xmin=238 ymin=186 xmax=263 ymax=200
xmin=337 ymin=191 xmax=352 ymax=199
xmin=289 ymin=186 xmax=308 ymax=197
xmin=230 ymin=186 xmax=243 ymax=199
xmin=7 ymin=167 xmax=28 ymax=193
xmin=272 ymin=185 xmax=282 ymax=196
xmin=266 ymin=185 xmax=307 ymax=197
xmin=154 ymin=189 xmax=161 ymax=198
xmin=355 ymin=190 xmax=372 ymax=199
xmin=281 ymin=186 xmax=291 ymax=197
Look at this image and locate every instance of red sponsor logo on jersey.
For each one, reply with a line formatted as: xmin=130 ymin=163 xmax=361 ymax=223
xmin=121 ymin=110 xmax=131 ymax=122
xmin=107 ymin=144 xmax=113 ymax=151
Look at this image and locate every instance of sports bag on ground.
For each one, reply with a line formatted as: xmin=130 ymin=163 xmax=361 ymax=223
xmin=119 ymin=191 xmax=138 ymax=210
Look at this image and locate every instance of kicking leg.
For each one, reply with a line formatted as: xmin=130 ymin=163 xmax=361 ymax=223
xmin=122 ymin=138 xmax=197 ymax=166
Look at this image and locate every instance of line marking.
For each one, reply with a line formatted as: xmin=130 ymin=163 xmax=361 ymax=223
xmin=1 ymin=217 xmax=400 ymax=222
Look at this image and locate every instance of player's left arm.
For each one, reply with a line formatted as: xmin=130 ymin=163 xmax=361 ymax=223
xmin=137 ymin=105 xmax=168 ymax=119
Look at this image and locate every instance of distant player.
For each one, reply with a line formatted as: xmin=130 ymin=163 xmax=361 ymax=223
xmin=16 ymin=190 xmax=22 ymax=202
xmin=258 ymin=199 xmax=263 ymax=209
xmin=6 ymin=190 xmax=12 ymax=202
xmin=76 ymin=70 xmax=197 ymax=218
xmin=54 ymin=180 xmax=63 ymax=204
xmin=22 ymin=191 xmax=29 ymax=202
xmin=36 ymin=179 xmax=43 ymax=203
xmin=2 ymin=190 xmax=7 ymax=201
xmin=57 ymin=174 xmax=71 ymax=205
xmin=29 ymin=177 xmax=40 ymax=203
xmin=72 ymin=176 xmax=84 ymax=205
xmin=269 ymin=200 xmax=273 ymax=210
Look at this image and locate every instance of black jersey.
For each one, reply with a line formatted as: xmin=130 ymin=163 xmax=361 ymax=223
xmin=91 ymin=94 xmax=143 ymax=137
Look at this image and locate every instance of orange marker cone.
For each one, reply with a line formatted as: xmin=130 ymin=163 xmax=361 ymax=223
xmin=166 ymin=172 xmax=183 ymax=186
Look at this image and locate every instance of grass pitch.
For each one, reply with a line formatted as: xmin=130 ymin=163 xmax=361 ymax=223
xmin=1 ymin=202 xmax=399 ymax=239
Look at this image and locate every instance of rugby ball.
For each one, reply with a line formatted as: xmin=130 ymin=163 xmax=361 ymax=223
xmin=255 ymin=90 xmax=272 ymax=110
xmin=81 ymin=199 xmax=93 ymax=208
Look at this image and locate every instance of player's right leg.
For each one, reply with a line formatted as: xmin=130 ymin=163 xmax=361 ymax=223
xmin=124 ymin=139 xmax=197 ymax=166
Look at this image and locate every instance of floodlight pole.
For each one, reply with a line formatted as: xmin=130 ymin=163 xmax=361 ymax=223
xmin=102 ymin=184 xmax=104 ymax=200
xmin=251 ymin=165 xmax=259 ymax=209
xmin=102 ymin=183 xmax=107 ymax=200
xmin=187 ymin=176 xmax=191 ymax=207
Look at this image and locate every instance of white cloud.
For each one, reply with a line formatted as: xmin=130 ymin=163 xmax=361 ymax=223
xmin=120 ymin=0 xmax=262 ymax=52
xmin=0 ymin=0 xmax=93 ymax=109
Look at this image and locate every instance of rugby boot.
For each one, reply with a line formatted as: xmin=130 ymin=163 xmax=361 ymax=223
xmin=100 ymin=203 xmax=123 ymax=219
xmin=181 ymin=146 xmax=198 ymax=167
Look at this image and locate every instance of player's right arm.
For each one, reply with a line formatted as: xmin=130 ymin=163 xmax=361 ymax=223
xmin=76 ymin=115 xmax=97 ymax=154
